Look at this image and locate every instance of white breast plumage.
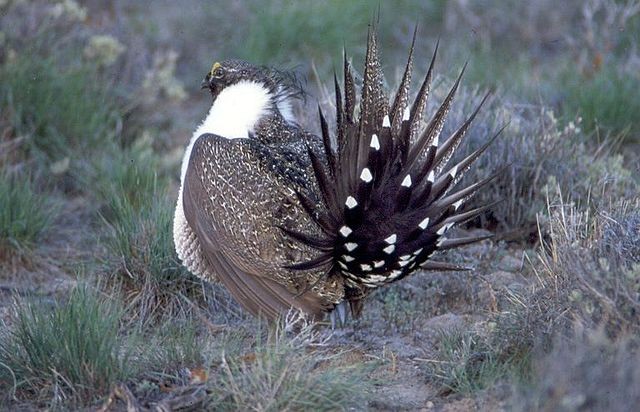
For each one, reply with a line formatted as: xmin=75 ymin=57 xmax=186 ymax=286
xmin=174 ymin=80 xmax=276 ymax=277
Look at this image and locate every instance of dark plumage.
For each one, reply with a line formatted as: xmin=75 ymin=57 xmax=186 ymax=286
xmin=174 ymin=30 xmax=499 ymax=322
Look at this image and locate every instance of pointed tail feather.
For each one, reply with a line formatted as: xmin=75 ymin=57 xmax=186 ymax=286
xmin=286 ymin=27 xmax=500 ymax=294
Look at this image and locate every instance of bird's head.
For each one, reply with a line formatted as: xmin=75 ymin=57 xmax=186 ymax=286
xmin=202 ymin=60 xmax=305 ymax=108
xmin=202 ymin=60 xmax=260 ymax=99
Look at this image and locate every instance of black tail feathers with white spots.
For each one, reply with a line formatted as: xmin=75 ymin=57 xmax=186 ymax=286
xmin=283 ymin=28 xmax=500 ymax=290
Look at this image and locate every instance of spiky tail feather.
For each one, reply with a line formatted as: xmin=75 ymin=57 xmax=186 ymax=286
xmin=286 ymin=28 xmax=499 ymax=305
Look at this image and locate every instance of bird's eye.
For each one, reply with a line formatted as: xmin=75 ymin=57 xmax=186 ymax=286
xmin=212 ymin=66 xmax=225 ymax=79
xmin=209 ymin=62 xmax=225 ymax=80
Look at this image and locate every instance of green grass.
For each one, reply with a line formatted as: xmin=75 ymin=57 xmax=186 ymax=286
xmin=560 ymin=67 xmax=640 ymax=142
xmin=100 ymin=159 xmax=202 ymax=323
xmin=0 ymin=55 xmax=121 ymax=167
xmin=0 ymin=285 xmax=130 ymax=406
xmin=104 ymin=190 xmax=197 ymax=323
xmin=90 ymin=146 xmax=162 ymax=220
xmin=239 ymin=1 xmax=435 ymax=64
xmin=457 ymin=45 xmax=541 ymax=96
xmin=0 ymin=172 xmax=56 ymax=257
xmin=161 ymin=0 xmax=445 ymax=84
xmin=1 ymin=0 xmax=639 ymax=409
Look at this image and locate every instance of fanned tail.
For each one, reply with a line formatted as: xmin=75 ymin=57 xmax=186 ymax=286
xmin=289 ymin=28 xmax=498 ymax=293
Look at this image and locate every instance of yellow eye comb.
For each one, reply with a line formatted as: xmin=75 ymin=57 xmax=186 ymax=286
xmin=210 ymin=62 xmax=221 ymax=76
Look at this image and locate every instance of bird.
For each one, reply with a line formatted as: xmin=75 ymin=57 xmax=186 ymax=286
xmin=173 ymin=28 xmax=500 ymax=324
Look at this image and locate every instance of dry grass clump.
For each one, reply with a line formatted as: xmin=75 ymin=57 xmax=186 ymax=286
xmin=491 ymin=194 xmax=639 ymax=359
xmin=493 ymin=196 xmax=640 ymax=403
xmin=424 ymin=327 xmax=526 ymax=395
xmin=534 ymin=195 xmax=639 ymax=336
xmin=424 ymin=193 xmax=639 ymax=396
xmin=210 ymin=313 xmax=371 ymax=411
xmin=599 ymin=200 xmax=640 ymax=268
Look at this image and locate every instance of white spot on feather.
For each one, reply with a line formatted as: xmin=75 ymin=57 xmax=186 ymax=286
xmin=383 ymin=244 xmax=395 ymax=254
xmin=388 ymin=270 xmax=402 ymax=279
xmin=339 ymin=225 xmax=352 ymax=237
xmin=449 ymin=165 xmax=458 ymax=178
xmin=370 ymin=134 xmax=380 ymax=150
xmin=418 ymin=217 xmax=430 ymax=230
xmin=373 ymin=260 xmax=385 ymax=268
xmin=401 ymin=174 xmax=412 ymax=188
xmin=437 ymin=222 xmax=455 ymax=235
xmin=383 ymin=115 xmax=391 ymax=127
xmin=360 ymin=168 xmax=373 ymax=183
xmin=342 ymin=255 xmax=355 ymax=262
xmin=345 ymin=196 xmax=358 ymax=209
xmin=384 ymin=234 xmax=397 ymax=244
xmin=360 ymin=264 xmax=372 ymax=272
xmin=345 ymin=242 xmax=358 ymax=251
xmin=367 ymin=274 xmax=387 ymax=282
xmin=402 ymin=106 xmax=410 ymax=121
xmin=427 ymin=171 xmax=435 ymax=183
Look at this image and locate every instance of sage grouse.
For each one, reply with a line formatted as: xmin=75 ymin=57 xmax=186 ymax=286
xmin=174 ymin=30 xmax=498 ymax=322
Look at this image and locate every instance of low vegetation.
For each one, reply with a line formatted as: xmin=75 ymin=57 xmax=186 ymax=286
xmin=0 ymin=285 xmax=128 ymax=406
xmin=211 ymin=315 xmax=370 ymax=410
xmin=424 ymin=194 xmax=640 ymax=405
xmin=0 ymin=172 xmax=57 ymax=259
xmin=561 ymin=67 xmax=640 ymax=140
xmin=511 ymin=334 xmax=640 ymax=411
xmin=0 ymin=55 xmax=122 ymax=175
xmin=423 ymin=328 xmax=527 ymax=395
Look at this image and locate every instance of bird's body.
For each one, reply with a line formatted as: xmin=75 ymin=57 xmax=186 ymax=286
xmin=174 ymin=32 xmax=498 ymax=321
xmin=174 ymin=68 xmax=345 ymax=319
